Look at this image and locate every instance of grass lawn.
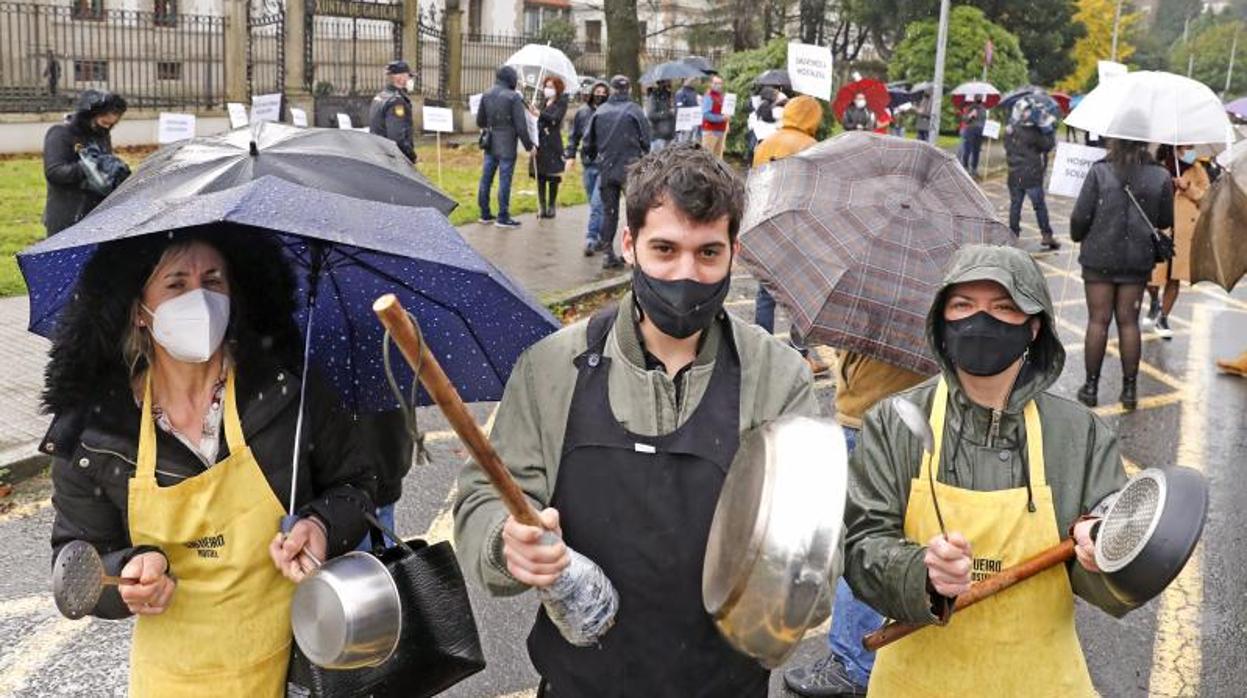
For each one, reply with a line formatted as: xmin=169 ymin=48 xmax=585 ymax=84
xmin=0 ymin=140 xmax=588 ymax=297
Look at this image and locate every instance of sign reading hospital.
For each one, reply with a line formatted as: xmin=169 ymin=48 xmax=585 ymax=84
xmin=1047 ymin=142 xmax=1107 ymax=198
xmin=787 ymin=42 xmax=833 ymax=101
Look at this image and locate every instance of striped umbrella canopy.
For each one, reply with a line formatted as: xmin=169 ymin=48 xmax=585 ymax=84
xmin=739 ymin=132 xmax=1015 ymax=374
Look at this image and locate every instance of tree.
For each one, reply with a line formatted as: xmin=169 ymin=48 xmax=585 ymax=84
xmin=889 ymin=6 xmax=1029 ymax=132
xmin=535 ymin=19 xmax=581 ymax=62
xmin=604 ymin=0 xmax=641 ymax=86
xmin=1170 ymin=19 xmax=1247 ymax=96
xmin=1058 ymin=0 xmax=1143 ymax=92
xmin=1151 ymin=0 xmax=1204 ymax=46
xmin=975 ymin=0 xmax=1084 ymax=86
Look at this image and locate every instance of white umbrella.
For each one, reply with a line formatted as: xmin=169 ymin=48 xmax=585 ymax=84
xmin=1064 ymin=71 xmax=1232 ymax=145
xmin=950 ymin=81 xmax=1001 ymax=107
xmin=504 ymin=44 xmax=579 ymax=95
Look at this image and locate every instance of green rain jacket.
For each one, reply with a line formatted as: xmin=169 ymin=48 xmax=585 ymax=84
xmin=454 ymin=292 xmax=819 ymax=596
xmin=844 ymin=244 xmax=1139 ymax=625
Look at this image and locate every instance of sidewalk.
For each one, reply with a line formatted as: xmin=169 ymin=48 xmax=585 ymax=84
xmin=0 ymin=203 xmax=620 ymax=474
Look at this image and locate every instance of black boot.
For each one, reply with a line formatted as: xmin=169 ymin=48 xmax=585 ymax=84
xmin=545 ymin=181 xmax=559 ymax=218
xmin=1120 ymin=376 xmax=1138 ymax=411
xmin=536 ymin=181 xmax=548 ymax=218
xmin=1076 ymin=373 xmax=1099 ymax=407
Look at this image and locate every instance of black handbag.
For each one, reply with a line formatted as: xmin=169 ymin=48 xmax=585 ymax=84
xmin=478 ymin=128 xmax=492 ymax=151
xmin=1124 ymin=183 xmax=1175 ymax=264
xmin=286 ymin=514 xmax=486 ymax=698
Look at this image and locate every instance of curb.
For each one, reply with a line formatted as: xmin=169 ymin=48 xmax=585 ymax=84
xmin=540 ymin=273 xmax=631 ymax=308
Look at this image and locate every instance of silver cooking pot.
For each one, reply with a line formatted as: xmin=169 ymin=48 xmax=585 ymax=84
xmin=702 ymin=415 xmax=848 ymax=669
xmin=291 ymin=551 xmax=402 ymax=669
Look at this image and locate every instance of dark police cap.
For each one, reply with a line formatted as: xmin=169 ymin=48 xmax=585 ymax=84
xmin=386 ymin=60 xmax=412 ymax=75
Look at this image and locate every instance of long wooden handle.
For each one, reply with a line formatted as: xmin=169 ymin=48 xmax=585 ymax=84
xmin=862 ymin=538 xmax=1076 ymax=651
xmin=373 ymin=294 xmax=542 ymax=528
xmin=102 ymin=575 xmax=139 ymax=586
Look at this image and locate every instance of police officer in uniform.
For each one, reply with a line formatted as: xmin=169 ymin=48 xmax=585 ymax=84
xmin=370 ymin=60 xmax=415 ymax=163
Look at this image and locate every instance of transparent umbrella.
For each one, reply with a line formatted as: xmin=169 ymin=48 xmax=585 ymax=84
xmin=1064 ymin=71 xmax=1232 ymax=145
xmin=505 ymin=44 xmax=579 ymax=95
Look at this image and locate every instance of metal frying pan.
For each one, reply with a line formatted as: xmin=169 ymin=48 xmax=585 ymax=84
xmin=703 ymin=415 xmax=848 ymax=668
xmin=863 ymin=465 xmax=1209 ymax=650
xmin=52 ymin=540 xmax=137 ymax=620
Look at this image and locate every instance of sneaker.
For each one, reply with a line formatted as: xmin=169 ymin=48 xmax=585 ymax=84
xmin=1141 ymin=297 xmax=1161 ymax=332
xmin=495 ymin=217 xmax=521 ymax=229
xmin=602 ymin=254 xmax=625 ymax=270
xmin=478 ymin=214 xmax=495 ymax=224
xmin=1040 ymin=235 xmax=1061 ymax=250
xmin=1155 ymin=315 xmax=1174 ymax=340
xmin=583 ymin=242 xmax=597 ymax=257
xmin=783 ymin=653 xmax=867 ymax=697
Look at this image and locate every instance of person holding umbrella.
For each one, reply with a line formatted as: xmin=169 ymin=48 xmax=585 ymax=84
xmin=646 ymin=79 xmax=677 ymax=151
xmin=1140 ymin=144 xmax=1210 ymax=338
xmin=675 ymin=77 xmax=702 ymax=144
xmin=959 ymin=96 xmax=988 ymax=177
xmin=43 ymin=231 xmax=376 ymax=696
xmin=453 ymin=143 xmax=818 ymax=696
xmin=582 ymin=75 xmax=650 ymax=269
xmin=368 ymin=60 xmax=415 ymax=163
xmin=845 ymin=244 xmax=1139 ymax=696
xmin=477 ymin=65 xmax=536 ymax=229
xmin=533 ymin=75 xmax=569 ymax=219
xmin=1004 ymin=100 xmax=1060 ymax=250
xmin=1070 ymin=138 xmax=1174 ymax=410
xmin=841 ymin=93 xmax=876 ymax=131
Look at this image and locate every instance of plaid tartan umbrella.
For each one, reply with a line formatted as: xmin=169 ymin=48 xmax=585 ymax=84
xmin=739 ymin=132 xmax=1015 ymax=375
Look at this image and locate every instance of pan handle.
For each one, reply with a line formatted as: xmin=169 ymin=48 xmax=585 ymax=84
xmin=862 ymin=538 xmax=1076 ymax=651
xmin=373 ymin=294 xmax=543 ymax=528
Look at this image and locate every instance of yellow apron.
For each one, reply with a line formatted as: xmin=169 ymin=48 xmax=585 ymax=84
xmin=127 ymin=369 xmax=293 ymax=697
xmin=868 ymin=378 xmax=1096 ymax=697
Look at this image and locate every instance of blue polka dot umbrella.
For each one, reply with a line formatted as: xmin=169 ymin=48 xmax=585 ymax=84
xmin=19 ymin=175 xmax=560 ymax=412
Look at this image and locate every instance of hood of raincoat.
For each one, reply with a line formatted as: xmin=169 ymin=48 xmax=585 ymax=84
xmin=70 ymin=89 xmax=127 ymax=131
xmin=926 ymin=244 xmax=1064 ymax=411
xmin=781 ymin=95 xmax=822 ymax=137
xmin=495 ymin=65 xmax=519 ymax=91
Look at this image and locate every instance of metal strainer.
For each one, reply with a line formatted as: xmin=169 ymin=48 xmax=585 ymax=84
xmin=1093 ymin=466 xmax=1208 ymax=605
xmin=51 ymin=540 xmax=137 ymax=620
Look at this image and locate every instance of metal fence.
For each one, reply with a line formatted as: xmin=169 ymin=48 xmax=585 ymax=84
xmin=0 ymin=1 xmax=225 ymax=112
xmin=248 ymin=6 xmax=283 ymax=97
xmin=414 ymin=17 xmax=446 ymax=100
xmin=310 ymin=15 xmax=400 ymax=96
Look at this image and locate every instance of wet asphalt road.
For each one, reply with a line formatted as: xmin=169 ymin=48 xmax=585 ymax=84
xmin=1 ymin=177 xmax=1245 ymax=697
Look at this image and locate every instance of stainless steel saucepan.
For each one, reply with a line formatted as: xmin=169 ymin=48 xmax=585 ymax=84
xmin=702 ymin=415 xmax=849 ymax=669
xmin=291 ymin=551 xmax=403 ymax=669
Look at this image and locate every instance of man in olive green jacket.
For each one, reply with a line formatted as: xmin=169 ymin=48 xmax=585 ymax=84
xmin=845 ymin=244 xmax=1139 ymax=696
xmin=454 ymin=144 xmax=818 ymax=696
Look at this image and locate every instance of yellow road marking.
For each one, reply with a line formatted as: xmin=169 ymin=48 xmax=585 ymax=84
xmin=421 ymin=404 xmax=501 ymax=547
xmin=1093 ymin=392 xmax=1184 ymax=419
xmin=495 ymin=690 xmax=537 ymax=698
xmin=0 ymin=609 xmax=84 ymax=695
xmin=1148 ymin=304 xmax=1210 ymax=697
xmin=0 ymin=594 xmax=55 ymax=619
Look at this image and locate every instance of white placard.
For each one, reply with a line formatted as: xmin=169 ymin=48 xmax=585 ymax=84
xmin=469 ymin=93 xmax=483 ymax=116
xmin=983 ymin=119 xmax=1002 ymax=140
xmin=525 ymin=110 xmax=539 ymax=146
xmin=157 ymin=112 xmax=196 ymax=144
xmin=250 ymin=92 xmax=282 ymax=123
xmin=290 ymin=108 xmax=308 ymax=127
xmin=751 ymin=95 xmax=762 ymax=109
xmin=722 ymin=92 xmax=738 ymax=116
xmin=336 ymin=113 xmax=353 ymax=130
xmin=676 ymin=106 xmax=702 ymax=133
xmin=1097 ymin=60 xmax=1128 ymax=84
xmin=787 ymin=42 xmax=834 ymax=101
xmin=227 ymin=102 xmax=249 ymax=129
xmin=422 ymin=106 xmax=454 ymax=133
xmin=1047 ymin=142 xmax=1108 ymax=198
xmin=751 ymin=108 xmax=783 ymax=142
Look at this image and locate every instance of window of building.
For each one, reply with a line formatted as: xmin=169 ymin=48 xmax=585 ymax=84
xmin=585 ymin=20 xmax=601 ymax=50
xmin=72 ymin=0 xmax=103 ymax=20
xmin=468 ymin=0 xmax=482 ymax=35
xmin=154 ymin=0 xmax=178 ymax=27
xmin=74 ymin=60 xmax=108 ymax=82
xmin=157 ymin=61 xmax=183 ymax=80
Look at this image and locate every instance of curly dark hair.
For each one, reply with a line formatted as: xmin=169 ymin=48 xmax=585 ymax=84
xmin=42 ymin=226 xmax=302 ymax=415
xmin=624 ymin=142 xmax=746 ymax=242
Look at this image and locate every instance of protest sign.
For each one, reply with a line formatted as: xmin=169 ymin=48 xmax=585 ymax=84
xmin=157 ymin=112 xmax=196 ymax=144
xmin=787 ymin=43 xmax=833 ymax=101
xmin=983 ymin=119 xmax=1002 ymax=140
xmin=422 ymin=106 xmax=454 ymax=133
xmin=469 ymin=93 xmax=483 ymax=116
xmin=1048 ymin=142 xmax=1107 ymax=198
xmin=226 ymin=102 xmax=248 ymax=129
xmin=336 ymin=113 xmax=353 ymax=130
xmin=290 ymin=108 xmax=308 ymax=127
xmin=250 ymin=93 xmax=282 ymax=122
xmin=722 ymin=92 xmax=738 ymax=116
xmin=676 ymin=106 xmax=702 ymax=132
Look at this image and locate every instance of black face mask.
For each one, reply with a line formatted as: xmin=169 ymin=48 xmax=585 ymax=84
xmin=942 ymin=311 xmax=1034 ymax=377
xmin=592 ymin=94 xmax=608 ymax=106
xmin=632 ymin=263 xmax=731 ymax=339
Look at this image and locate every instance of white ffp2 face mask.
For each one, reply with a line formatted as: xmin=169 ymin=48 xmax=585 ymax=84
xmin=543 ymin=87 xmax=557 ymax=98
xmin=143 ymin=288 xmax=231 ymax=364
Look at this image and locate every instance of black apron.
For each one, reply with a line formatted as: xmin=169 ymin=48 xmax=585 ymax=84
xmin=527 ymin=307 xmax=769 ymax=697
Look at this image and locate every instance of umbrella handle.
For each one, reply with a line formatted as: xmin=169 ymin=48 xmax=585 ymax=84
xmin=861 ymin=538 xmax=1075 ymax=651
xmin=372 ymin=294 xmax=543 ymax=529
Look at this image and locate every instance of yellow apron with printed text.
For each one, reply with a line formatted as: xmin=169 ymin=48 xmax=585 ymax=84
xmin=127 ymin=370 xmax=293 ymax=697
xmin=868 ymin=379 xmax=1096 ymax=697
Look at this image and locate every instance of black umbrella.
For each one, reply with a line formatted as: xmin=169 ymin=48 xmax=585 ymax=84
xmin=640 ymin=60 xmax=705 ymax=85
xmin=97 ymin=120 xmax=456 ymax=215
xmin=681 ymin=56 xmax=717 ymax=75
xmin=754 ymin=69 xmax=791 ymax=89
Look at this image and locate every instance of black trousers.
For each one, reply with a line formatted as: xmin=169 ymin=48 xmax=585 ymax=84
xmin=598 ymin=179 xmax=623 ymax=257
